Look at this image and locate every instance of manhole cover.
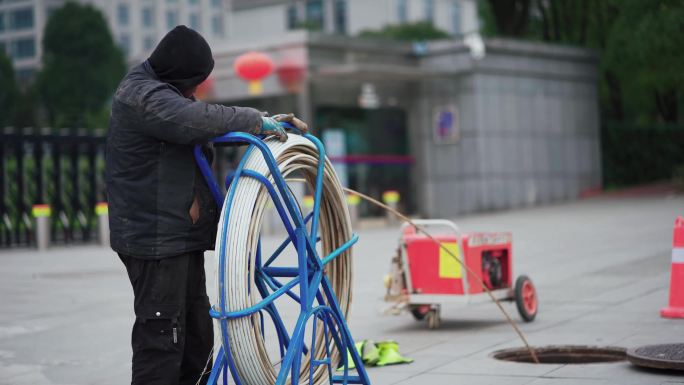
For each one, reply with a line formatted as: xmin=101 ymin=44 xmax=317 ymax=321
xmin=492 ymin=345 xmax=627 ymax=364
xmin=627 ymin=343 xmax=684 ymax=371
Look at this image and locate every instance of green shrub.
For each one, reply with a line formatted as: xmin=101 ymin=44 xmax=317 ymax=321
xmin=674 ymin=165 xmax=684 ymax=191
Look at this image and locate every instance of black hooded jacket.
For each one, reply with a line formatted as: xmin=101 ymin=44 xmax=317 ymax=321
xmin=105 ymin=60 xmax=261 ymax=258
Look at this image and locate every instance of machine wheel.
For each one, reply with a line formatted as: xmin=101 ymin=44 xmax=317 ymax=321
xmin=410 ymin=305 xmax=430 ymax=321
xmin=514 ymin=275 xmax=538 ymax=322
xmin=426 ymin=308 xmax=441 ymax=329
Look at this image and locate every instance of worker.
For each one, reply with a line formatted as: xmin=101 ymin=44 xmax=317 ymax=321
xmin=105 ymin=25 xmax=307 ymax=385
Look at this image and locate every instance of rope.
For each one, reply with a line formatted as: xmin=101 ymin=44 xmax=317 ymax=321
xmin=215 ymin=136 xmax=353 ymax=385
xmin=194 ymin=346 xmax=215 ymax=385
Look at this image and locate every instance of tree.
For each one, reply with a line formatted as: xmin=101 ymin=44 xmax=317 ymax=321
xmin=36 ymin=2 xmax=125 ymax=128
xmin=481 ymin=0 xmax=610 ymax=44
xmin=481 ymin=0 xmax=532 ymax=37
xmin=603 ymin=0 xmax=684 ymax=123
xmin=359 ymin=22 xmax=450 ymax=41
xmin=0 ymin=51 xmax=19 ymax=127
xmin=479 ymin=0 xmax=684 ymax=123
xmin=12 ymin=87 xmax=38 ymax=127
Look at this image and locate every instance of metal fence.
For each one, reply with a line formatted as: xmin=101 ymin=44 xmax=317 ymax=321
xmin=1 ymin=127 xmax=106 ymax=248
xmin=0 ymin=128 xmax=247 ymax=249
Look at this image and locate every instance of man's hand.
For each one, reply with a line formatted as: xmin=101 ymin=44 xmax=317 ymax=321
xmin=273 ymin=113 xmax=309 ymax=134
xmin=251 ymin=113 xmax=309 ymax=142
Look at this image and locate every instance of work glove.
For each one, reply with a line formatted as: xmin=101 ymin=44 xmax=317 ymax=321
xmin=252 ymin=113 xmax=309 ymax=142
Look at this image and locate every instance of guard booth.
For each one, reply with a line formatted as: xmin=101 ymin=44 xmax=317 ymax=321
xmin=207 ymin=32 xmax=602 ymax=218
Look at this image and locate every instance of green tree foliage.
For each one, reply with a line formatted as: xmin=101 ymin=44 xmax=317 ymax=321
xmin=480 ymin=0 xmax=684 ymax=124
xmin=36 ymin=2 xmax=125 ymax=128
xmin=603 ymin=0 xmax=684 ymax=123
xmin=480 ymin=0 xmax=684 ymax=185
xmin=481 ymin=0 xmax=531 ymax=37
xmin=11 ymin=88 xmax=38 ymax=127
xmin=359 ymin=22 xmax=450 ymax=41
xmin=0 ymin=51 xmax=19 ymax=127
xmin=482 ymin=0 xmax=595 ymax=44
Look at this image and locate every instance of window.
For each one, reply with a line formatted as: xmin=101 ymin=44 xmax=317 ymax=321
xmin=117 ymin=3 xmax=129 ymax=26
xmin=397 ymin=0 xmax=407 ymax=23
xmin=166 ymin=10 xmax=178 ymax=29
xmin=424 ymin=0 xmax=435 ymax=23
xmin=189 ymin=12 xmax=200 ymax=31
xmin=142 ymin=6 xmax=155 ymax=28
xmin=9 ymin=7 xmax=33 ymax=30
xmin=451 ymin=0 xmax=461 ymax=35
xmin=286 ymin=5 xmax=298 ymax=29
xmin=211 ymin=0 xmax=222 ymax=8
xmin=118 ymin=34 xmax=131 ymax=55
xmin=10 ymin=38 xmax=35 ymax=59
xmin=143 ymin=36 xmax=155 ymax=50
xmin=0 ymin=41 xmax=6 ymax=55
xmin=211 ymin=15 xmax=223 ymax=36
xmin=188 ymin=0 xmax=198 ymax=4
xmin=334 ymin=0 xmax=346 ymax=34
xmin=305 ymin=0 xmax=323 ymax=30
xmin=0 ymin=12 xmax=5 ymax=32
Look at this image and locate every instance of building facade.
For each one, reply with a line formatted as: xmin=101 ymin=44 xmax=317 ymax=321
xmin=0 ymin=0 xmax=229 ymax=83
xmin=0 ymin=0 xmax=62 ymax=83
xmin=1 ymin=0 xmax=477 ymax=83
xmin=230 ymin=0 xmax=479 ymax=42
xmin=88 ymin=0 xmax=228 ymax=61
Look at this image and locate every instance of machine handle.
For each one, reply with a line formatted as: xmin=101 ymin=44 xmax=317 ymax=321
xmin=399 ymin=218 xmax=470 ymax=295
xmin=400 ymin=219 xmax=461 ymax=237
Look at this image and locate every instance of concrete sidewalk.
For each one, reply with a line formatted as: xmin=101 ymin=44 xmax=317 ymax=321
xmin=1 ymin=194 xmax=683 ymax=384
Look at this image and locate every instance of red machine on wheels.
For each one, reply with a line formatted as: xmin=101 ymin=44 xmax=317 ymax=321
xmin=385 ymin=220 xmax=538 ymax=329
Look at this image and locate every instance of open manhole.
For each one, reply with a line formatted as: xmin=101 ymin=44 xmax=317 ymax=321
xmin=492 ymin=345 xmax=627 ymax=364
xmin=627 ymin=343 xmax=684 ymax=371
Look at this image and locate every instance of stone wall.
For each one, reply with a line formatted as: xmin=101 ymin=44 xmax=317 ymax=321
xmin=413 ymin=39 xmax=601 ymax=217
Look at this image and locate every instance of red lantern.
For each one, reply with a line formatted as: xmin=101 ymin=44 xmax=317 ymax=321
xmin=276 ymin=57 xmax=306 ymax=94
xmin=234 ymin=51 xmax=274 ymax=95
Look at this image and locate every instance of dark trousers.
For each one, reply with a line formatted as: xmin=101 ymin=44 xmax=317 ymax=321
xmin=119 ymin=251 xmax=214 ymax=385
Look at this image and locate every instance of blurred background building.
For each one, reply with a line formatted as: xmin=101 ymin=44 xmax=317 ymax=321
xmin=90 ymin=0 xmax=228 ymax=60
xmin=0 ymin=0 xmax=60 ymax=84
xmin=0 ymin=0 xmax=228 ymax=84
xmin=0 ymin=0 xmax=480 ymax=83
xmin=230 ymin=0 xmax=478 ymax=41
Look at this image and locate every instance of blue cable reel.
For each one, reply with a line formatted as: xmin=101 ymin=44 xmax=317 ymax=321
xmin=194 ymin=124 xmax=371 ymax=385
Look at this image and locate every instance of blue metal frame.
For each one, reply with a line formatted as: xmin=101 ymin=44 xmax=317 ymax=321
xmin=194 ymin=129 xmax=371 ymax=385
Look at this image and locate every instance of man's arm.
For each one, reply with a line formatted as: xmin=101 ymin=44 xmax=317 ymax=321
xmin=139 ymin=84 xmax=262 ymax=144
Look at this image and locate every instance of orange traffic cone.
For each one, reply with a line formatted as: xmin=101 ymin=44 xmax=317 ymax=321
xmin=661 ymin=216 xmax=684 ymax=318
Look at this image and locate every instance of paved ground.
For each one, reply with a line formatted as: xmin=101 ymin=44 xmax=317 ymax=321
xmin=1 ymin=194 xmax=683 ymax=385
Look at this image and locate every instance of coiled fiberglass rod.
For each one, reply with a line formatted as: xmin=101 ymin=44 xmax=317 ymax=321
xmin=215 ymin=135 xmax=353 ymax=385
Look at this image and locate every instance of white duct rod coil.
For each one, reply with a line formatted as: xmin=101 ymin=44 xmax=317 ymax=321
xmin=214 ymin=135 xmax=353 ymax=385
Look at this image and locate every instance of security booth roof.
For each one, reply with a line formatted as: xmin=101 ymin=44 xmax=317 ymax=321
xmin=208 ymin=31 xmax=597 ymax=103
